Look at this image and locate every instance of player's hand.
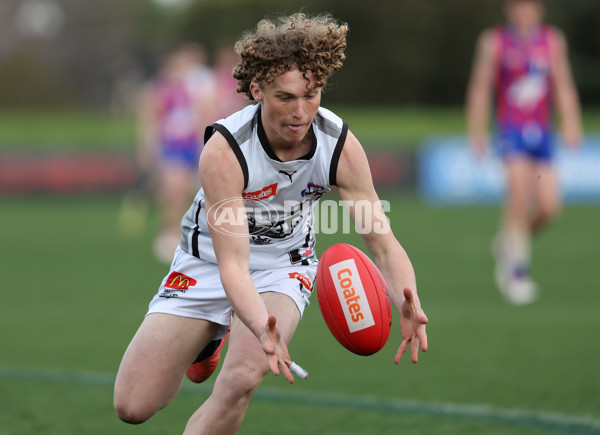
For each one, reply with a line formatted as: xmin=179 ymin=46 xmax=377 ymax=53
xmin=469 ymin=137 xmax=489 ymax=161
xmin=563 ymin=126 xmax=582 ymax=149
xmin=395 ymin=288 xmax=428 ymax=364
xmin=259 ymin=315 xmax=295 ymax=383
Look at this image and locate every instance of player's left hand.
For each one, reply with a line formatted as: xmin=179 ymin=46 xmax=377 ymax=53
xmin=470 ymin=137 xmax=489 ymax=161
xmin=395 ymin=287 xmax=428 ymax=364
xmin=259 ymin=315 xmax=295 ymax=383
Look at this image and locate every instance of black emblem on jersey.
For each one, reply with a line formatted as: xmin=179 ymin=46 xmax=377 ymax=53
xmin=247 ymin=200 xmax=308 ymax=239
xmin=288 ymin=246 xmax=315 ymax=265
xmin=279 ymin=170 xmax=297 ymax=182
xmin=251 ymin=235 xmax=272 ymax=245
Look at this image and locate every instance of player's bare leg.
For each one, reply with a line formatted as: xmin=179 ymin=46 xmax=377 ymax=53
xmin=114 ymin=313 xmax=220 ymax=424
xmin=495 ymin=157 xmax=538 ymax=304
xmin=530 ymin=162 xmax=561 ymax=233
xmin=183 ymin=292 xmax=301 ymax=435
xmin=154 ymin=164 xmax=197 ymax=263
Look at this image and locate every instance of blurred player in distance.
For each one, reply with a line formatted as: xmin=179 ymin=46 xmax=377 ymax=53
xmin=213 ymin=44 xmax=249 ymax=119
xmin=132 ymin=42 xmax=218 ymax=263
xmin=466 ymin=0 xmax=582 ymax=305
xmin=114 ymin=13 xmax=428 ymax=434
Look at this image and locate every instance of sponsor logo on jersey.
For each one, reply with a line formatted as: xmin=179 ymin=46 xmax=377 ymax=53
xmin=329 ymin=259 xmax=375 ymax=333
xmin=165 ymin=271 xmax=197 ymax=290
xmin=301 ymin=182 xmax=327 ymax=197
xmin=279 ymin=170 xmax=297 ymax=182
xmin=288 ymin=246 xmax=315 ymax=264
xmin=243 ymin=183 xmax=278 ymax=201
xmin=288 ymin=272 xmax=312 ymax=292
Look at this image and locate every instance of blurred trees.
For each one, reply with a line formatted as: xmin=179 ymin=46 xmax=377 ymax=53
xmin=0 ymin=0 xmax=598 ymax=109
xmin=175 ymin=0 xmax=600 ymax=105
xmin=0 ymin=0 xmax=166 ymax=109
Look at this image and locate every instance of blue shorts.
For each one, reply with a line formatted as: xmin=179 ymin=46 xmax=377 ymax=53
xmin=495 ymin=124 xmax=554 ymax=162
xmin=161 ymin=138 xmax=201 ymax=169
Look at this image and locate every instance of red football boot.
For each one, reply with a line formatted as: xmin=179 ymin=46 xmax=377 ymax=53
xmin=186 ymin=332 xmax=230 ymax=383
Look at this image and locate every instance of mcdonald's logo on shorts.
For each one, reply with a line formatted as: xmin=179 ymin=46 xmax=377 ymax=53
xmin=165 ymin=271 xmax=197 ymax=290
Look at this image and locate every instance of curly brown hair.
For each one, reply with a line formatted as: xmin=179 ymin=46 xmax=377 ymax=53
xmin=233 ymin=13 xmax=348 ymax=100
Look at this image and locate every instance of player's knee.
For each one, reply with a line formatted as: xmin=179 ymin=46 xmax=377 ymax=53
xmin=114 ymin=395 xmax=157 ymax=425
xmin=537 ymin=200 xmax=561 ymax=224
xmin=216 ymin=362 xmax=269 ymax=405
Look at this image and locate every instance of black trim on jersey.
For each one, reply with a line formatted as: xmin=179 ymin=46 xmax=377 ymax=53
xmin=203 ymin=124 xmax=215 ymax=145
xmin=191 ymin=199 xmax=203 ymax=258
xmin=329 ymin=122 xmax=349 ymax=186
xmin=257 ymin=109 xmax=317 ymax=162
xmin=206 ymin=123 xmax=249 ymax=190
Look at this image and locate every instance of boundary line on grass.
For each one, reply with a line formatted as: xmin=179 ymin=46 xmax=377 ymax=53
xmin=1 ymin=366 xmax=599 ymax=434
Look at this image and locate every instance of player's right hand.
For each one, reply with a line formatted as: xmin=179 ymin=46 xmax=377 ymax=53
xmin=396 ymin=288 xmax=429 ymax=365
xmin=259 ymin=315 xmax=295 ymax=384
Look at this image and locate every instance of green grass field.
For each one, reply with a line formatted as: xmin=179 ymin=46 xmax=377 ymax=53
xmin=1 ymin=106 xmax=599 ymax=151
xmin=1 ymin=194 xmax=599 ymax=434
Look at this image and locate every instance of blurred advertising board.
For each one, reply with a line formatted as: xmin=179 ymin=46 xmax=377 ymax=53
xmin=418 ymin=135 xmax=600 ymax=205
xmin=367 ymin=150 xmax=415 ymax=190
xmin=0 ymin=152 xmax=137 ymax=196
xmin=0 ymin=149 xmax=414 ymax=196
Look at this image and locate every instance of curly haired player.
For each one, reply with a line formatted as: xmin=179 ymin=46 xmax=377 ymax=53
xmin=114 ymin=13 xmax=428 ymax=434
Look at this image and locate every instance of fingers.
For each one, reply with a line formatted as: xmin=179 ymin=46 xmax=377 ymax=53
xmin=267 ymin=355 xmax=295 ymax=383
xmin=410 ymin=336 xmax=420 ymax=363
xmin=262 ymin=315 xmax=278 ymax=355
xmin=394 ymin=344 xmax=406 ymax=364
xmin=395 ymin=337 xmax=409 ymax=364
xmin=289 ymin=362 xmax=308 ymax=380
xmin=395 ymin=334 xmax=426 ymax=365
xmin=280 ymin=361 xmax=294 ymax=384
xmin=396 ymin=287 xmax=429 ymax=364
xmin=395 ymin=337 xmax=419 ymax=364
xmin=264 ymin=315 xmax=295 ymax=383
xmin=268 ymin=355 xmax=280 ymax=375
xmin=417 ymin=325 xmax=428 ymax=352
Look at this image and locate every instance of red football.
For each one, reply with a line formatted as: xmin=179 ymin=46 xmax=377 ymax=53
xmin=316 ymin=243 xmax=392 ymax=356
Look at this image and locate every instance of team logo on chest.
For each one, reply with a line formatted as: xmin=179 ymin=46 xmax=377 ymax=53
xmin=301 ymin=182 xmax=327 ymax=197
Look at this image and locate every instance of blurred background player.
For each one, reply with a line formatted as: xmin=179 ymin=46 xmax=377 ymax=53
xmin=466 ymin=0 xmax=582 ymax=304
xmin=213 ymin=45 xmax=249 ymax=119
xmin=127 ymin=42 xmax=218 ymax=263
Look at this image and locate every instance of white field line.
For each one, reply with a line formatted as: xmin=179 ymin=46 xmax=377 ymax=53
xmin=1 ymin=365 xmax=599 ymax=434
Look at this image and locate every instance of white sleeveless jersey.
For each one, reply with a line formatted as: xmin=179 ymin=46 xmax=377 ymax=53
xmin=179 ymin=103 xmax=348 ymax=269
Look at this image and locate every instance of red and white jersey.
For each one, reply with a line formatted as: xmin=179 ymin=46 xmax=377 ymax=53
xmin=179 ymin=103 xmax=348 ymax=269
xmin=155 ymin=66 xmax=215 ymax=148
xmin=493 ymin=24 xmax=557 ymax=129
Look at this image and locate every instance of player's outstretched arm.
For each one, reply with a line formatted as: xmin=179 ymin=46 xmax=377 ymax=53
xmin=336 ymin=131 xmax=428 ymax=363
xmin=550 ymin=28 xmax=582 ymax=147
xmin=200 ymin=132 xmax=294 ymax=383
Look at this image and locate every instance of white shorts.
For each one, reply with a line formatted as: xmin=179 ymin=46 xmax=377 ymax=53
xmin=147 ymin=247 xmax=316 ymax=340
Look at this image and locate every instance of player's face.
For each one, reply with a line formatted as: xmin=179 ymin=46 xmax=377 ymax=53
xmin=506 ymin=0 xmax=544 ymax=32
xmin=251 ymin=69 xmax=321 ymax=148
